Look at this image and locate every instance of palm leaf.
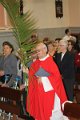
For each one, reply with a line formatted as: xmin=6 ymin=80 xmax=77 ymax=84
xmin=0 ymin=0 xmax=37 ymax=64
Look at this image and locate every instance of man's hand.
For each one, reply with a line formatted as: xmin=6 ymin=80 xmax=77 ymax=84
xmin=1 ymin=83 xmax=9 ymax=87
xmin=37 ymin=77 xmax=42 ymax=84
xmin=22 ymin=66 xmax=29 ymax=74
xmin=20 ymin=84 xmax=25 ymax=90
xmin=0 ymin=70 xmax=4 ymax=76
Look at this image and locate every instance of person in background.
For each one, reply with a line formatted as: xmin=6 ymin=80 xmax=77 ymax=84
xmin=53 ymin=38 xmax=61 ymax=52
xmin=26 ymin=42 xmax=69 ymax=120
xmin=43 ymin=37 xmax=50 ymax=45
xmin=47 ymin=41 xmax=56 ymax=56
xmin=68 ymin=40 xmax=76 ymax=54
xmin=74 ymin=50 xmax=80 ymax=89
xmin=55 ymin=40 xmax=75 ymax=101
xmin=31 ymin=33 xmax=38 ymax=43
xmin=53 ymin=38 xmax=61 ymax=61
xmin=0 ymin=41 xmax=17 ymax=87
xmin=63 ymin=28 xmax=76 ymax=43
xmin=27 ymin=33 xmax=38 ymax=44
xmin=75 ymin=51 xmax=80 ymax=68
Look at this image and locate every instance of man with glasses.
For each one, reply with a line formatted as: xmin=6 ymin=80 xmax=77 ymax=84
xmin=55 ymin=40 xmax=75 ymax=101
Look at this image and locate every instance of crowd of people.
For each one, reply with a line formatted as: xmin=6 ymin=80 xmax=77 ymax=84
xmin=0 ymin=28 xmax=80 ymax=120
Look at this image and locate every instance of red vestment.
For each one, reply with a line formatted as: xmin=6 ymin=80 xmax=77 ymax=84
xmin=26 ymin=55 xmax=67 ymax=120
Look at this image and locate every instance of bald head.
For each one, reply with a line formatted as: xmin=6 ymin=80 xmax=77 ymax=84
xmin=36 ymin=42 xmax=48 ymax=59
xmin=36 ymin=42 xmax=47 ymax=51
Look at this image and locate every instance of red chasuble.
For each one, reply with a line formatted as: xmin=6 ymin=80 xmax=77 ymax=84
xmin=26 ymin=55 xmax=67 ymax=120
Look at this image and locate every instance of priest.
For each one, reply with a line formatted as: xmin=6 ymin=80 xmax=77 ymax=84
xmin=26 ymin=42 xmax=69 ymax=120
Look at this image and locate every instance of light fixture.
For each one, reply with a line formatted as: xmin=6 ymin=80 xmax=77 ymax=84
xmin=55 ymin=0 xmax=63 ymax=18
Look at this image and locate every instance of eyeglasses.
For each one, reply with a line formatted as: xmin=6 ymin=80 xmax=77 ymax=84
xmin=36 ymin=49 xmax=42 ymax=53
xmin=59 ymin=45 xmax=65 ymax=46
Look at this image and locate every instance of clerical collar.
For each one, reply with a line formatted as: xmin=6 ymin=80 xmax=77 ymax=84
xmin=39 ymin=54 xmax=49 ymax=61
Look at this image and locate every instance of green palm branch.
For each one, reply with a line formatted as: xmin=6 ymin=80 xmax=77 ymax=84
xmin=0 ymin=0 xmax=37 ymax=64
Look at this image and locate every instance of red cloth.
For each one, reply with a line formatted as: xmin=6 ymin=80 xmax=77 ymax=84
xmin=75 ymin=52 xmax=80 ymax=67
xmin=26 ymin=56 xmax=67 ymax=120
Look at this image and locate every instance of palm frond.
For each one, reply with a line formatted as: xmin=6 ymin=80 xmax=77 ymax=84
xmin=0 ymin=0 xmax=37 ymax=64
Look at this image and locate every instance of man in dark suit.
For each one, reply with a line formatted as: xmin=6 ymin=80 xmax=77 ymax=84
xmin=55 ymin=40 xmax=75 ymax=101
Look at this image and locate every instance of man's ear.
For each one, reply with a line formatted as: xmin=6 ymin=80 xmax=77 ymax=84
xmin=44 ymin=44 xmax=48 ymax=54
xmin=45 ymin=46 xmax=48 ymax=54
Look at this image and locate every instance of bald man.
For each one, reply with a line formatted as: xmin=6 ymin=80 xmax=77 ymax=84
xmin=26 ymin=42 xmax=69 ymax=120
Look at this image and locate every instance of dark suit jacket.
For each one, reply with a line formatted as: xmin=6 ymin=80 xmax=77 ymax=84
xmin=55 ymin=51 xmax=75 ymax=80
xmin=54 ymin=51 xmax=75 ymax=100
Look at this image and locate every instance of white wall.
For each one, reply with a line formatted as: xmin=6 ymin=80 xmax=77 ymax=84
xmin=0 ymin=0 xmax=80 ymax=48
xmin=1 ymin=0 xmax=80 ymax=29
xmin=24 ymin=0 xmax=70 ymax=29
xmin=69 ymin=0 xmax=80 ymax=27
